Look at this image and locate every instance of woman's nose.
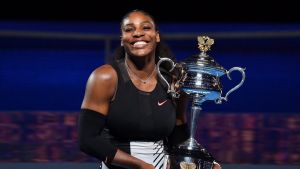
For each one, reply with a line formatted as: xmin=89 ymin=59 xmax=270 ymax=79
xmin=133 ymin=28 xmax=144 ymax=37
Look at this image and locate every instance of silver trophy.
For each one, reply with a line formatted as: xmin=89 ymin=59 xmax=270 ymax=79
xmin=157 ymin=36 xmax=246 ymax=169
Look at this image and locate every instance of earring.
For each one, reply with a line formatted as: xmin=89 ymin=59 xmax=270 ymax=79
xmin=120 ymin=36 xmax=123 ymax=46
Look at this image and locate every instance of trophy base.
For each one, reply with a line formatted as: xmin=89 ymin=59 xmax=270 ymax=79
xmin=166 ymin=145 xmax=215 ymax=169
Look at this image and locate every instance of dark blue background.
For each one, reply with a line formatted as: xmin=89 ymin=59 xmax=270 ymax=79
xmin=1 ymin=22 xmax=299 ymax=113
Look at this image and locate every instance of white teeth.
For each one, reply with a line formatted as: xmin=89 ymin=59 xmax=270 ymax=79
xmin=133 ymin=41 xmax=147 ymax=48
xmin=134 ymin=41 xmax=146 ymax=45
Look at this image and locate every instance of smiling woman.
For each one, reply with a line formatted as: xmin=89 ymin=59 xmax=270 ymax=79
xmin=77 ymin=9 xmax=221 ymax=169
xmin=78 ymin=10 xmax=178 ymax=169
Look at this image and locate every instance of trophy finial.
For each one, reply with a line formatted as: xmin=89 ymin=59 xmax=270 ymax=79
xmin=197 ymin=36 xmax=214 ymax=53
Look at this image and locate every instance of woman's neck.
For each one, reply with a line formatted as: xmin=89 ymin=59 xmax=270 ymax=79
xmin=125 ymin=54 xmax=155 ymax=71
xmin=125 ymin=55 xmax=156 ymax=83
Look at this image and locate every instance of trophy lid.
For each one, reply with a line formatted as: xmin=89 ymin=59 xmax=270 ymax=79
xmin=183 ymin=36 xmax=226 ymax=77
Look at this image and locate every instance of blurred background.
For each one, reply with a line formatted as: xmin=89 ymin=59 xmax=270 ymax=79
xmin=0 ymin=1 xmax=299 ymax=169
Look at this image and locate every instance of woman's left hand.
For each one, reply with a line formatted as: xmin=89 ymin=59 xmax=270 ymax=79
xmin=213 ymin=161 xmax=221 ymax=169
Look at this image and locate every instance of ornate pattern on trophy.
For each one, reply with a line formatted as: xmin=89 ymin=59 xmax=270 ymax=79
xmin=157 ymin=36 xmax=246 ymax=169
xmin=180 ymin=161 xmax=196 ymax=169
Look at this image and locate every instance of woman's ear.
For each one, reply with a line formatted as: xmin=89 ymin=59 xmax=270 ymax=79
xmin=156 ymin=31 xmax=160 ymax=43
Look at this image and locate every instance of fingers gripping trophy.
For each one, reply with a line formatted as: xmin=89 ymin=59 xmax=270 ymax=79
xmin=157 ymin=36 xmax=246 ymax=169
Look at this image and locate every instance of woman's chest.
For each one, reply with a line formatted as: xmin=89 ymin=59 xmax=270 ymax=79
xmin=107 ymin=86 xmax=176 ymax=140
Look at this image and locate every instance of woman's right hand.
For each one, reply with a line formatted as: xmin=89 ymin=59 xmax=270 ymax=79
xmin=138 ymin=162 xmax=155 ymax=169
xmin=112 ymin=149 xmax=155 ymax=169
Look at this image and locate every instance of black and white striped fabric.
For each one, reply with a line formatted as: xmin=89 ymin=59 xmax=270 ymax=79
xmin=101 ymin=140 xmax=167 ymax=169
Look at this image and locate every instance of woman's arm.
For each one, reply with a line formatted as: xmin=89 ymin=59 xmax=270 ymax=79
xmin=80 ymin=65 xmax=116 ymax=116
xmin=79 ymin=65 xmax=154 ymax=169
xmin=165 ymin=92 xmax=189 ymax=147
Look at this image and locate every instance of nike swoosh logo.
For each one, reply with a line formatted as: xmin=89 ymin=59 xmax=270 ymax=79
xmin=158 ymin=100 xmax=168 ymax=106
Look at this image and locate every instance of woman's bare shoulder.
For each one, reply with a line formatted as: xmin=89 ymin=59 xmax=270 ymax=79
xmin=88 ymin=64 xmax=117 ymax=84
xmin=81 ymin=64 xmax=118 ymax=114
xmin=84 ymin=64 xmax=118 ymax=99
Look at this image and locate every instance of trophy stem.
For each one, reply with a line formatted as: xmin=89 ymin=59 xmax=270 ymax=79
xmin=179 ymin=94 xmax=205 ymax=151
xmin=189 ymin=93 xmax=205 ymax=140
xmin=189 ymin=106 xmax=202 ymax=142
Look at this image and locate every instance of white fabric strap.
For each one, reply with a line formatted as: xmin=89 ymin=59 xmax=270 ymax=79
xmin=130 ymin=140 xmax=167 ymax=169
xmin=100 ymin=140 xmax=167 ymax=169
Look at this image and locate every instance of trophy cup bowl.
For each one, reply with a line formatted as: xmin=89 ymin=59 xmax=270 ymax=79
xmin=157 ymin=36 xmax=246 ymax=169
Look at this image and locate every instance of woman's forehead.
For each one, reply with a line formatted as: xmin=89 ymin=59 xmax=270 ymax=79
xmin=122 ymin=12 xmax=155 ymax=26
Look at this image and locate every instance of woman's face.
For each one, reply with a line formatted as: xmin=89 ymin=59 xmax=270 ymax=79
xmin=121 ymin=11 xmax=160 ymax=58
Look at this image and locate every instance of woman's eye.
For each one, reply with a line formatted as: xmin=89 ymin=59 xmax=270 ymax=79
xmin=124 ymin=27 xmax=134 ymax=32
xmin=143 ymin=26 xmax=151 ymax=30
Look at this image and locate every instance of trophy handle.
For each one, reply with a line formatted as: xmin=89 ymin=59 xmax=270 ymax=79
xmin=157 ymin=57 xmax=180 ymax=98
xmin=215 ymin=67 xmax=246 ymax=104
